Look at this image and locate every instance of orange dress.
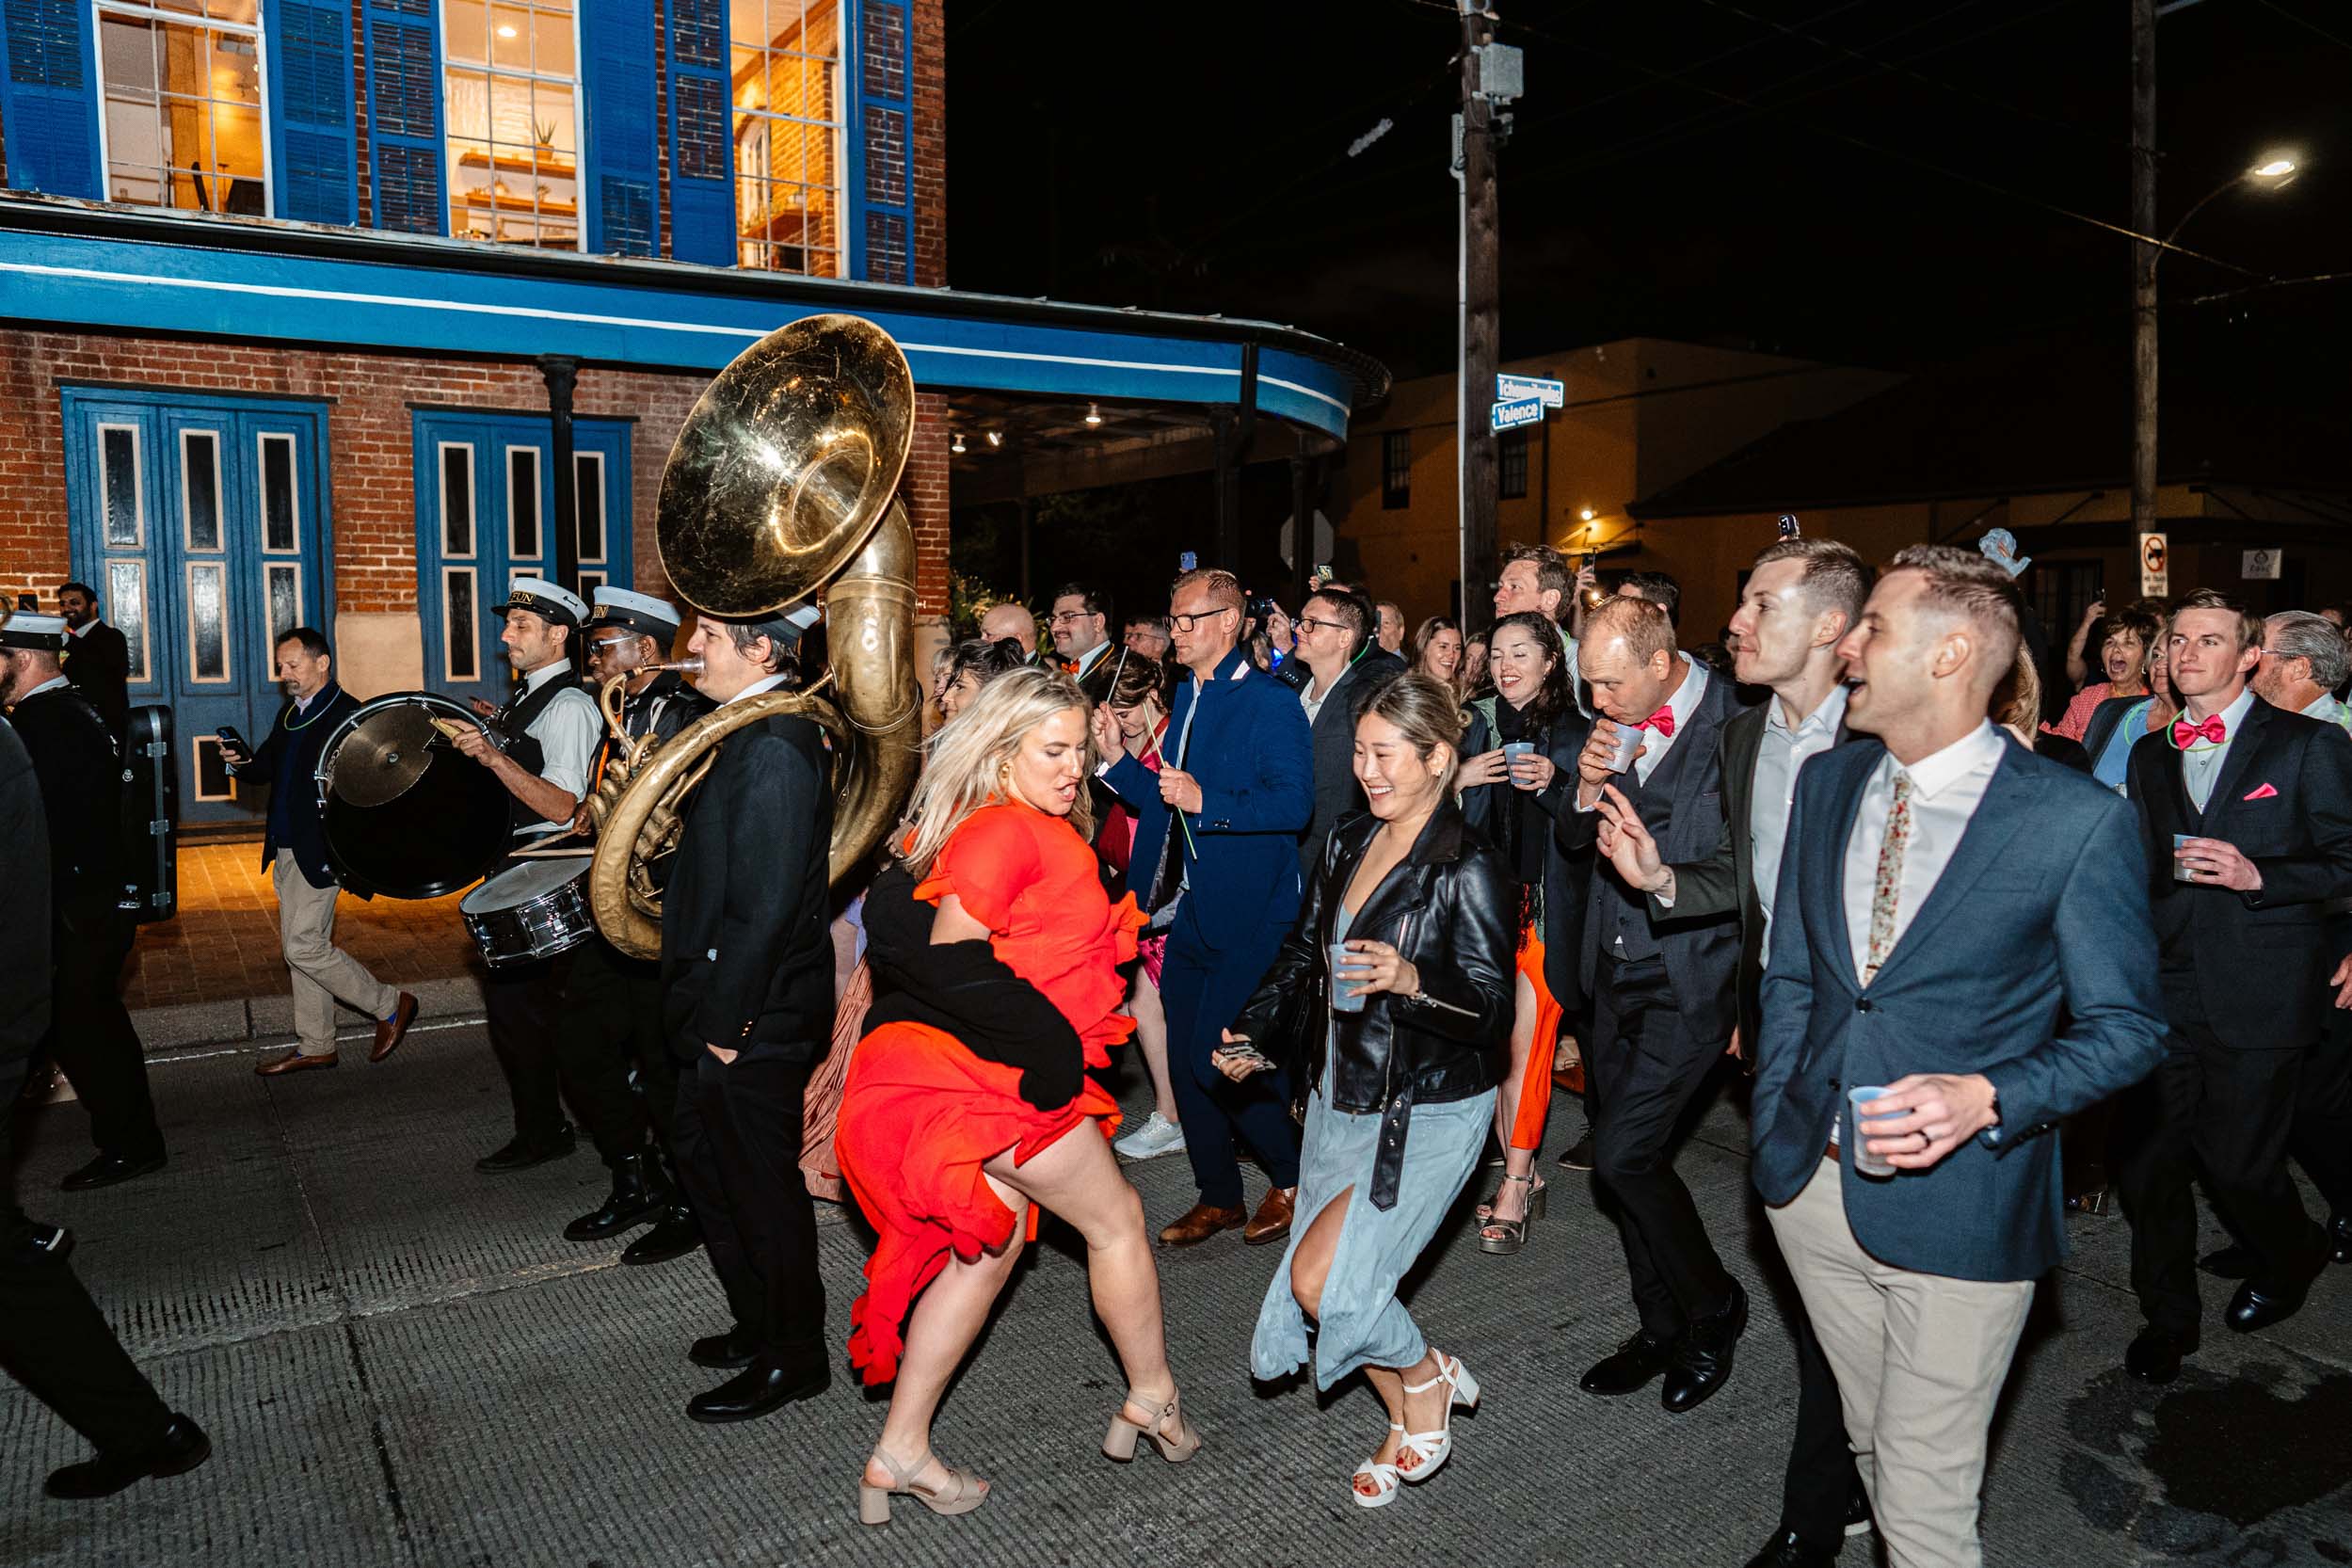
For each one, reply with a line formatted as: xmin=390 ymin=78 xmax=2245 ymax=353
xmin=835 ymin=803 xmax=1144 ymax=1386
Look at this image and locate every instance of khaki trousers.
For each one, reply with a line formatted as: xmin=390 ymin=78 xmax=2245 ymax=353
xmin=274 ymin=851 xmax=398 ymax=1056
xmin=1765 ymin=1156 xmax=2035 ymax=1568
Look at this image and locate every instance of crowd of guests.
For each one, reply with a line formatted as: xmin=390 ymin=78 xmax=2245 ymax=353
xmin=8 ymin=532 xmax=2350 ymax=1568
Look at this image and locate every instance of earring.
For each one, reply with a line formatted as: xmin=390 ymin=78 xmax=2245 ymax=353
xmin=999 ymin=761 xmax=1012 ymax=783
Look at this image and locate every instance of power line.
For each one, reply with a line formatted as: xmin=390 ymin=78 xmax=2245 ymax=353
xmin=2251 ymin=0 xmax=2352 ymax=55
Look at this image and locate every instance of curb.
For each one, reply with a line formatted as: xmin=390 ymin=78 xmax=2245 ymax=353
xmin=131 ymin=973 xmax=488 ymax=1058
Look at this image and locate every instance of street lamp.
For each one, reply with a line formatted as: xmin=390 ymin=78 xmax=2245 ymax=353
xmin=2131 ymin=149 xmax=2303 ymax=549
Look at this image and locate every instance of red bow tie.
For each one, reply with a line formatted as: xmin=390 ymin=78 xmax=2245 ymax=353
xmin=1638 ymin=706 xmax=1675 ymax=737
xmin=2172 ymin=714 xmax=2227 ymax=747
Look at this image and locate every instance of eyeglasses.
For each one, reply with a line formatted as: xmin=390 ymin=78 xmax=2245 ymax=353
xmin=587 ymin=634 xmax=638 ymax=653
xmin=1168 ymin=605 xmax=1236 ymax=633
xmin=1293 ymin=616 xmax=1344 ymax=634
xmin=1048 ymin=610 xmax=1100 ymax=627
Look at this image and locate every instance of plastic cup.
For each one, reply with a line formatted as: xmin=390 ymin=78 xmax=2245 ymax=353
xmin=1848 ymin=1085 xmax=1899 ymax=1177
xmin=1604 ymin=722 xmax=1643 ymax=773
xmin=1502 ymin=740 xmax=1536 ymax=787
xmin=1329 ymin=942 xmax=1369 ymax=1013
xmin=2173 ymin=832 xmax=2197 ymax=883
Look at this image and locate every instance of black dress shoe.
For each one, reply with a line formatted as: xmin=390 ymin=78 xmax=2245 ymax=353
xmin=44 ymin=1414 xmax=210 ymax=1498
xmin=685 ymin=1357 xmax=830 ymax=1423
xmin=562 ymin=1154 xmax=667 ymax=1241
xmin=1662 ymin=1280 xmax=1749 ymax=1414
xmin=2225 ymin=1275 xmax=2315 ymax=1334
xmin=1580 ymin=1330 xmax=1674 ymax=1396
xmin=1743 ymin=1529 xmax=1839 ymax=1568
xmin=2198 ymin=1242 xmax=2257 ymax=1279
xmin=2124 ymin=1324 xmax=2197 ymax=1383
xmin=690 ymin=1326 xmax=760 ymax=1369
xmin=19 ymin=1221 xmax=73 ymax=1265
xmin=59 ymin=1149 xmax=167 ymax=1192
xmin=474 ymin=1127 xmax=577 ymax=1175
xmin=1557 ymin=1122 xmax=1597 ymax=1171
xmin=622 ymin=1204 xmax=703 ymax=1266
xmin=2327 ymin=1212 xmax=2351 ymax=1266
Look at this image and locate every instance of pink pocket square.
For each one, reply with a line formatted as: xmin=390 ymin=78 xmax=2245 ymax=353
xmin=2244 ymin=782 xmax=2280 ymax=801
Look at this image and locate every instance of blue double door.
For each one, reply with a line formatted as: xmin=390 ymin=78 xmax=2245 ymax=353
xmin=410 ymin=409 xmax=633 ymax=710
xmin=62 ymin=390 xmax=331 ymax=827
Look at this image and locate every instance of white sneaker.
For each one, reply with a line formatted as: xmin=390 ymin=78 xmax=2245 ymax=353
xmin=1114 ymin=1112 xmax=1186 ymax=1160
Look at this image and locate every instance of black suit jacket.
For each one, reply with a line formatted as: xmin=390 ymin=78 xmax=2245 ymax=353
xmin=2127 ymin=696 xmax=2352 ymax=1050
xmin=0 ymin=717 xmax=53 ymax=1067
xmin=8 ymin=684 xmax=122 ymax=929
xmin=1460 ymin=698 xmax=1593 ymax=1013
xmin=62 ymin=622 xmax=130 ymax=738
xmin=1298 ymin=656 xmax=1398 ymax=882
xmin=659 ymin=710 xmax=835 ymax=1060
xmin=230 ymin=684 xmax=360 ymax=888
xmin=1557 ymin=667 xmax=1742 ymax=1044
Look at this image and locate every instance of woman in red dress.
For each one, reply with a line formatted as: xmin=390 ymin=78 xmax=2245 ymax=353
xmin=835 ymin=667 xmax=1200 ymax=1526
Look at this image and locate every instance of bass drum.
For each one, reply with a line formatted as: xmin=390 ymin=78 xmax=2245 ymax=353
xmin=315 ymin=692 xmax=511 ymax=899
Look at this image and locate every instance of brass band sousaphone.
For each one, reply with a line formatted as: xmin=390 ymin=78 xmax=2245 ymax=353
xmin=584 ymin=313 xmax=923 ymax=958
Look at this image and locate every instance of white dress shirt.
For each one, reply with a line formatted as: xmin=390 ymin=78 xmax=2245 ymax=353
xmin=1633 ymin=659 xmax=1709 ymax=787
xmin=1752 ymin=682 xmax=1848 ymax=944
xmin=2299 ymin=690 xmax=2352 ymax=731
xmin=1841 ymin=720 xmax=2007 ymax=984
xmin=17 ymin=674 xmax=71 ymax=701
xmin=2177 ymin=686 xmax=2256 ymax=812
xmin=514 ymin=658 xmax=602 ymax=839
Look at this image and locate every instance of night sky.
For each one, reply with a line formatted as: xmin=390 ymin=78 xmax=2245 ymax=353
xmin=939 ymin=0 xmax=2352 ymax=608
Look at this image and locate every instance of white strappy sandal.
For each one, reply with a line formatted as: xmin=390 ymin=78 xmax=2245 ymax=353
xmin=1352 ymin=1422 xmax=1405 ymax=1509
xmin=1396 ymin=1352 xmax=1480 ymax=1487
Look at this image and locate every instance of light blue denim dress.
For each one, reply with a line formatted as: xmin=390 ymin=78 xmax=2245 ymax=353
xmin=1250 ymin=904 xmax=1497 ymax=1389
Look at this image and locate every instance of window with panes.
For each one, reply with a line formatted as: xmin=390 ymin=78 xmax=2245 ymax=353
xmin=95 ymin=0 xmax=269 ymax=215
xmin=1498 ymin=430 xmax=1529 ymax=500
xmin=1382 ymin=430 xmax=1412 ymax=510
xmin=441 ymin=0 xmax=582 ymax=248
xmin=729 ymin=0 xmax=843 ymax=277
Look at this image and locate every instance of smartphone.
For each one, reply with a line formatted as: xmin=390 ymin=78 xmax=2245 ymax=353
xmin=215 ymin=726 xmax=248 ymax=761
xmin=1776 ymin=513 xmax=1802 ymax=540
xmin=1314 ymin=562 xmax=1333 ymax=582
xmin=1178 ymin=550 xmax=1198 ymax=572
xmin=1212 ymin=1040 xmax=1273 ymax=1070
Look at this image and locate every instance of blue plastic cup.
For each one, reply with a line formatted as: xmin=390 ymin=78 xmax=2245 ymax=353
xmin=1329 ymin=942 xmax=1369 ymax=1013
xmin=1848 ymin=1085 xmax=1899 ymax=1177
xmin=1502 ymin=740 xmax=1537 ymax=788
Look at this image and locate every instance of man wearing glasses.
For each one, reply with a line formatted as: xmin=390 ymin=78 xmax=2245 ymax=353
xmin=1048 ymin=582 xmax=1119 ymax=702
xmin=1095 ymin=568 xmax=1312 ymax=1247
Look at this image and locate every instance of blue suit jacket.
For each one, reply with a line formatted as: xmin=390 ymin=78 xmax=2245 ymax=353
xmin=1104 ymin=648 xmax=1312 ymax=953
xmin=1752 ymin=733 xmax=2167 ymax=1283
xmin=231 ymin=684 xmax=360 ymax=891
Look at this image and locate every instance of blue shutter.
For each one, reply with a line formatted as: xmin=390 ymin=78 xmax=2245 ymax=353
xmin=663 ymin=0 xmax=731 ymax=265
xmin=266 ymin=0 xmax=358 ymax=225
xmin=581 ymin=0 xmax=656 ymax=257
xmin=360 ymin=0 xmax=442 ymax=233
xmin=846 ymin=0 xmax=915 ymax=282
xmin=0 ymin=0 xmax=101 ymax=198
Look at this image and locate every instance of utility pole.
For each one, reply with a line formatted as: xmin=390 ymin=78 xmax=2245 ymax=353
xmin=2129 ymin=0 xmax=2158 ymax=543
xmin=1455 ymin=2 xmax=1502 ymax=624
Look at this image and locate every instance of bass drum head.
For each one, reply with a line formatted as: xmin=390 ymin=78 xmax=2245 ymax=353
xmin=319 ymin=693 xmax=512 ymax=899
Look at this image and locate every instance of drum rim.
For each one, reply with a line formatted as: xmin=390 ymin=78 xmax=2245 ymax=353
xmin=459 ymin=856 xmax=592 ymax=910
xmin=315 ymin=691 xmax=508 ymax=901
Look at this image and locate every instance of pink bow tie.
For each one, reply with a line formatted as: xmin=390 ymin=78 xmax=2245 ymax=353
xmin=2172 ymin=714 xmax=2226 ymax=747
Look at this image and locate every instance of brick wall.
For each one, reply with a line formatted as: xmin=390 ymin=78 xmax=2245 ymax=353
xmin=904 ymin=391 xmax=951 ymax=616
xmin=910 ymin=0 xmax=946 ymax=288
xmin=0 ymin=329 xmax=702 ymax=615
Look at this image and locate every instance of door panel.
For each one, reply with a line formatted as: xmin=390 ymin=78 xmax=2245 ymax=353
xmin=63 ymin=390 xmax=333 ymax=828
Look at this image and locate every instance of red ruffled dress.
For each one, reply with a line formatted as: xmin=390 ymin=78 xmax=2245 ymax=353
xmin=836 ymin=802 xmax=1144 ymax=1386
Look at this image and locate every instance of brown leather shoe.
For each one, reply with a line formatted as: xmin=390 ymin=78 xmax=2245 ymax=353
xmin=256 ymin=1048 xmax=337 ymax=1077
xmin=370 ymin=992 xmax=419 ymax=1064
xmin=1158 ymin=1203 xmax=1246 ymax=1247
xmin=1243 ymin=1186 xmax=1298 ymax=1247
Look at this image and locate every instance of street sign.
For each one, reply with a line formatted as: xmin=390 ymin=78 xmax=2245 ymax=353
xmin=1490 ymin=395 xmax=1544 ymax=434
xmin=2242 ymin=548 xmax=2281 ymax=581
xmin=2139 ymin=532 xmax=2168 ymax=597
xmin=1496 ymin=373 xmax=1564 ymax=408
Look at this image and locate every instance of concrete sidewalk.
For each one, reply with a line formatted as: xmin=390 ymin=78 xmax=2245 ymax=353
xmin=7 ymin=1028 xmax=2349 ymax=1568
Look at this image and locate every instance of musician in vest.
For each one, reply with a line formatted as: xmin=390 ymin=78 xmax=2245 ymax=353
xmin=549 ymin=587 xmax=712 ymax=1262
xmin=1 ymin=611 xmax=166 ymax=1192
xmin=226 ymin=628 xmax=420 ymax=1078
xmin=450 ymin=578 xmax=606 ymax=1175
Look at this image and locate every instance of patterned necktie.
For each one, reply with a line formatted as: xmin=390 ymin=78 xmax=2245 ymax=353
xmin=1864 ymin=771 xmax=1913 ymax=984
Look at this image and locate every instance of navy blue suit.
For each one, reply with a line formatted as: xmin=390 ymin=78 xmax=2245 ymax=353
xmin=1104 ymin=647 xmax=1312 ymax=1208
xmin=1754 ymin=736 xmax=2168 ymax=1283
xmin=229 ymin=684 xmax=360 ymax=890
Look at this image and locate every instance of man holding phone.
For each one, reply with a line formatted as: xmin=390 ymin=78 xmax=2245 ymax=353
xmin=224 ymin=628 xmax=416 ymax=1077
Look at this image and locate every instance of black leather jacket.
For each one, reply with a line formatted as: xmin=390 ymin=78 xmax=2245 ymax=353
xmin=1231 ymin=799 xmax=1514 ymax=1208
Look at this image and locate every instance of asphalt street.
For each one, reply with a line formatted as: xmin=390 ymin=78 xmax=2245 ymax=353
xmin=6 ymin=1023 xmax=2349 ymax=1568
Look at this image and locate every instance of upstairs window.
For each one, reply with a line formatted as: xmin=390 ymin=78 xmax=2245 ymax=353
xmin=1382 ymin=429 xmax=1412 ymax=510
xmin=1498 ymin=429 xmax=1529 ymax=500
xmin=96 ymin=0 xmax=269 ymax=215
xmin=730 ymin=0 xmax=842 ymax=277
xmin=442 ymin=0 xmax=581 ymax=248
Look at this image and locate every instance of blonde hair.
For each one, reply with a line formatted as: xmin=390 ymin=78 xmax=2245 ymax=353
xmin=900 ymin=665 xmax=1095 ymax=876
xmin=1992 ymin=643 xmax=2041 ymax=735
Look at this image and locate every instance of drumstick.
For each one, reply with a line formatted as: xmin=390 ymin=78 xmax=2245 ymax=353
xmin=507 ymin=844 xmax=595 ymax=859
xmin=426 ymin=716 xmax=472 ymax=741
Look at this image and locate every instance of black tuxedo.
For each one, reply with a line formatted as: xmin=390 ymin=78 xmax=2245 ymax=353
xmin=1297 ymin=656 xmax=1396 ymax=883
xmin=1556 ymin=665 xmax=1743 ymax=1344
xmin=8 ymin=683 xmax=161 ymax=1165
xmin=656 ymin=707 xmax=833 ymax=1372
xmin=229 ymin=684 xmax=360 ymax=889
xmin=2118 ymin=696 xmax=2352 ymax=1332
xmin=61 ymin=622 xmax=129 ymax=738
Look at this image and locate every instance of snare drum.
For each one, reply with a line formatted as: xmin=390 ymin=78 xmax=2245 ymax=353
xmin=460 ymin=858 xmax=599 ymax=968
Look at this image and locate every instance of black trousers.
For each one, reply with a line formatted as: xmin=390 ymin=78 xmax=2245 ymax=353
xmin=0 ymin=1224 xmax=173 ymax=1458
xmin=671 ymin=1048 xmax=825 ymax=1368
xmin=483 ymin=952 xmax=568 ymax=1147
xmin=2290 ymin=1004 xmax=2352 ymax=1217
xmin=552 ymin=936 xmax=673 ymax=1170
xmin=2113 ymin=990 xmax=2327 ymax=1336
xmin=1586 ymin=952 xmax=1736 ymax=1341
xmin=39 ymin=915 xmax=162 ymax=1162
xmin=1779 ymin=1288 xmax=1862 ymax=1548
